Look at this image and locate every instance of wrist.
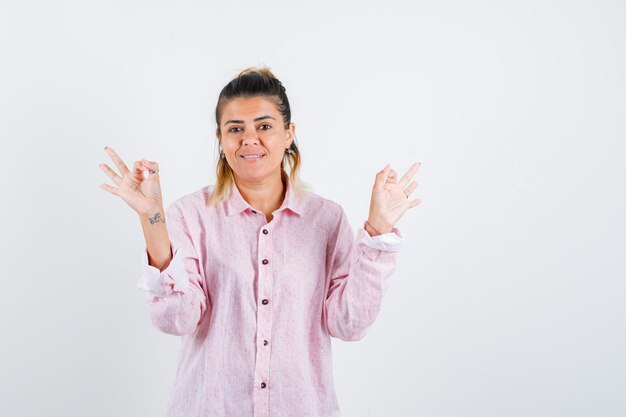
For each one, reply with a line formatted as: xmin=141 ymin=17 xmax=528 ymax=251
xmin=365 ymin=220 xmax=393 ymax=236
xmin=139 ymin=205 xmax=165 ymax=219
xmin=364 ymin=220 xmax=380 ymax=237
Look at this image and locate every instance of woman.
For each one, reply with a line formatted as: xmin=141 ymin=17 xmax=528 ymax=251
xmin=99 ymin=67 xmax=420 ymax=417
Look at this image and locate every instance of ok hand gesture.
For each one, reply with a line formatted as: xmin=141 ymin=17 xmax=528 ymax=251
xmin=366 ymin=162 xmax=421 ymax=235
xmin=98 ymin=146 xmax=163 ymax=216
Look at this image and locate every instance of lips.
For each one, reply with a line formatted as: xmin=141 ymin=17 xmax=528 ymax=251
xmin=240 ymin=153 xmax=266 ymax=158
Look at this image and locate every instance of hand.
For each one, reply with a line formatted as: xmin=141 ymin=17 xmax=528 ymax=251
xmin=366 ymin=162 xmax=421 ymax=235
xmin=98 ymin=146 xmax=164 ymax=216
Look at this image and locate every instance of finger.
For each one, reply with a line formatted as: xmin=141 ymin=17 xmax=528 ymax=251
xmin=408 ymin=198 xmax=421 ymax=208
xmin=385 ymin=169 xmax=398 ymax=183
xmin=99 ymin=163 xmax=122 ymax=186
xmin=104 ymin=146 xmax=131 ymax=177
xmin=374 ymin=164 xmax=391 ymax=190
xmin=99 ymin=183 xmax=120 ymax=196
xmin=398 ymin=162 xmax=421 ymax=188
xmin=403 ymin=181 xmax=418 ymax=196
xmin=142 ymin=159 xmax=159 ymax=172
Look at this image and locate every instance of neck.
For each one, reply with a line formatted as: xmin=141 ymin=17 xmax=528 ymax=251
xmin=234 ymin=169 xmax=286 ymax=215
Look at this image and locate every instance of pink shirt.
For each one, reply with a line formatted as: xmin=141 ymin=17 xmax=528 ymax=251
xmin=137 ymin=171 xmax=403 ymax=417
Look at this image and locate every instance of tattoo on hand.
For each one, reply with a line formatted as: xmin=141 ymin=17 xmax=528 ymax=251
xmin=149 ymin=212 xmax=165 ymax=225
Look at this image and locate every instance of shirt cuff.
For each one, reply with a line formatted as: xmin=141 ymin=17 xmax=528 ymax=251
xmin=136 ymin=246 xmax=189 ymax=297
xmin=361 ymin=222 xmax=404 ymax=252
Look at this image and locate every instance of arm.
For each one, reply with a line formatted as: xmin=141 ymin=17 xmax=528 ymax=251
xmin=323 ymin=206 xmax=403 ymax=341
xmin=136 ymin=204 xmax=209 ymax=336
xmin=139 ymin=204 xmax=172 ymax=272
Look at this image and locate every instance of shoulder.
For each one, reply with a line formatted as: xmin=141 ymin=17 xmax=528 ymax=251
xmin=166 ymin=185 xmax=214 ymax=218
xmin=300 ymin=190 xmax=345 ymax=223
xmin=303 ymin=193 xmax=355 ymax=248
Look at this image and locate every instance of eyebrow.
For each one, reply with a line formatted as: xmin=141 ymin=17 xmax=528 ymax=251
xmin=224 ymin=115 xmax=276 ymax=126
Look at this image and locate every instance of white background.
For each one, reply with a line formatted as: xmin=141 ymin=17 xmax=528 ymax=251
xmin=1 ymin=0 xmax=625 ymax=416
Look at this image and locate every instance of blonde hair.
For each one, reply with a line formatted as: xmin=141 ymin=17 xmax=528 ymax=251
xmin=206 ymin=66 xmax=312 ymax=209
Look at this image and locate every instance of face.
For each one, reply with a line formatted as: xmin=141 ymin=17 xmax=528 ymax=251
xmin=217 ymin=96 xmax=295 ymax=183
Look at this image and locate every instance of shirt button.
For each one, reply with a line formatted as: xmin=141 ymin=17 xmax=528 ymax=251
xmin=262 ymin=299 xmax=269 ymax=305
xmin=263 ymin=340 xmax=268 ymax=346
xmin=262 ymin=259 xmax=268 ymax=265
xmin=261 ymin=382 xmax=267 ymax=388
xmin=262 ymin=229 xmax=268 ymax=235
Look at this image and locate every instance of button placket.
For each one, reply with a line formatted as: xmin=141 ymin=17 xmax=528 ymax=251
xmin=253 ymin=223 xmax=273 ymax=416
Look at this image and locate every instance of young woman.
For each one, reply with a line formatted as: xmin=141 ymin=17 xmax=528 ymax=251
xmin=99 ymin=67 xmax=420 ymax=417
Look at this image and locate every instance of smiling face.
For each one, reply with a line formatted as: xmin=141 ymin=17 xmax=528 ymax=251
xmin=217 ymin=96 xmax=295 ymax=183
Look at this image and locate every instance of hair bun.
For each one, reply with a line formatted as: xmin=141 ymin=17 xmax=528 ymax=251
xmin=238 ymin=66 xmax=277 ymax=79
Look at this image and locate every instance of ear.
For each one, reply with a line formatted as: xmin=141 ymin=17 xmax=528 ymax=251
xmin=287 ymin=122 xmax=296 ymax=147
xmin=215 ymin=128 xmax=221 ymax=144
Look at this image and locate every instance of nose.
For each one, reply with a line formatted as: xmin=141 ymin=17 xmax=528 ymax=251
xmin=242 ymin=129 xmax=259 ymax=144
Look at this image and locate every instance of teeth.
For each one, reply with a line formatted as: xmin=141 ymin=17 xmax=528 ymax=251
xmin=242 ymin=155 xmax=263 ymax=158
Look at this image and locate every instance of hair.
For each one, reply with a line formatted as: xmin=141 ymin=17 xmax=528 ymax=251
xmin=206 ymin=66 xmax=311 ymax=209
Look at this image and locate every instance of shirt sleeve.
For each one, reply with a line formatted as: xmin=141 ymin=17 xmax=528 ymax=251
xmin=360 ymin=220 xmax=404 ymax=251
xmin=323 ymin=206 xmax=403 ymax=341
xmin=136 ymin=203 xmax=210 ymax=336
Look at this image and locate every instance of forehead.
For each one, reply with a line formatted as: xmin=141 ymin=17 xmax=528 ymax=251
xmin=221 ymin=96 xmax=280 ymax=121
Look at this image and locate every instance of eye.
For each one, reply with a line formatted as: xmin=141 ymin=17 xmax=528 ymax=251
xmin=259 ymin=124 xmax=271 ymax=130
xmin=228 ymin=127 xmax=242 ymax=133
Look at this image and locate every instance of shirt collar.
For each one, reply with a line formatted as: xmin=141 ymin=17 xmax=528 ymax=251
xmin=224 ymin=170 xmax=304 ymax=217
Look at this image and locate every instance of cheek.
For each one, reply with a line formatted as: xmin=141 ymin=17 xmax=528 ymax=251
xmin=224 ymin=142 xmax=238 ymax=153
